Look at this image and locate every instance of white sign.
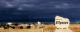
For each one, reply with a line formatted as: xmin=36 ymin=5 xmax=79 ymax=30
xmin=55 ymin=16 xmax=70 ymax=28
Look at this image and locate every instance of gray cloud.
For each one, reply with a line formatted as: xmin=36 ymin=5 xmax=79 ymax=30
xmin=0 ymin=0 xmax=80 ymax=10
xmin=0 ymin=0 xmax=80 ymax=20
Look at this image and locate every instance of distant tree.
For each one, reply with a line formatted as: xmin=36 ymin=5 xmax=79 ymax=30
xmin=26 ymin=26 xmax=31 ymax=29
xmin=19 ymin=26 xmax=23 ymax=29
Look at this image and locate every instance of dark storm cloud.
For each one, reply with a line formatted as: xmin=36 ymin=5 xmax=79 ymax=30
xmin=0 ymin=0 xmax=80 ymax=21
xmin=0 ymin=0 xmax=80 ymax=9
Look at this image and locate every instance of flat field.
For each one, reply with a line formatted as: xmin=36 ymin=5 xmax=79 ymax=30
xmin=0 ymin=24 xmax=80 ymax=32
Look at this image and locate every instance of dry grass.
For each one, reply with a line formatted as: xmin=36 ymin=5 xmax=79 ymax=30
xmin=0 ymin=24 xmax=80 ymax=32
xmin=69 ymin=24 xmax=80 ymax=32
xmin=43 ymin=24 xmax=80 ymax=32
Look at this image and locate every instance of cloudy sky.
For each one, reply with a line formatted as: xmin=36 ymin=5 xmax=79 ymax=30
xmin=0 ymin=0 xmax=80 ymax=22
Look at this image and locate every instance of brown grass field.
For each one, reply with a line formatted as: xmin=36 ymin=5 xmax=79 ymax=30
xmin=41 ymin=24 xmax=80 ymax=32
xmin=69 ymin=24 xmax=80 ymax=32
xmin=0 ymin=24 xmax=80 ymax=32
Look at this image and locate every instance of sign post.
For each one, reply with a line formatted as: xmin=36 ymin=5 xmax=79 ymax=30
xmin=54 ymin=16 xmax=73 ymax=32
